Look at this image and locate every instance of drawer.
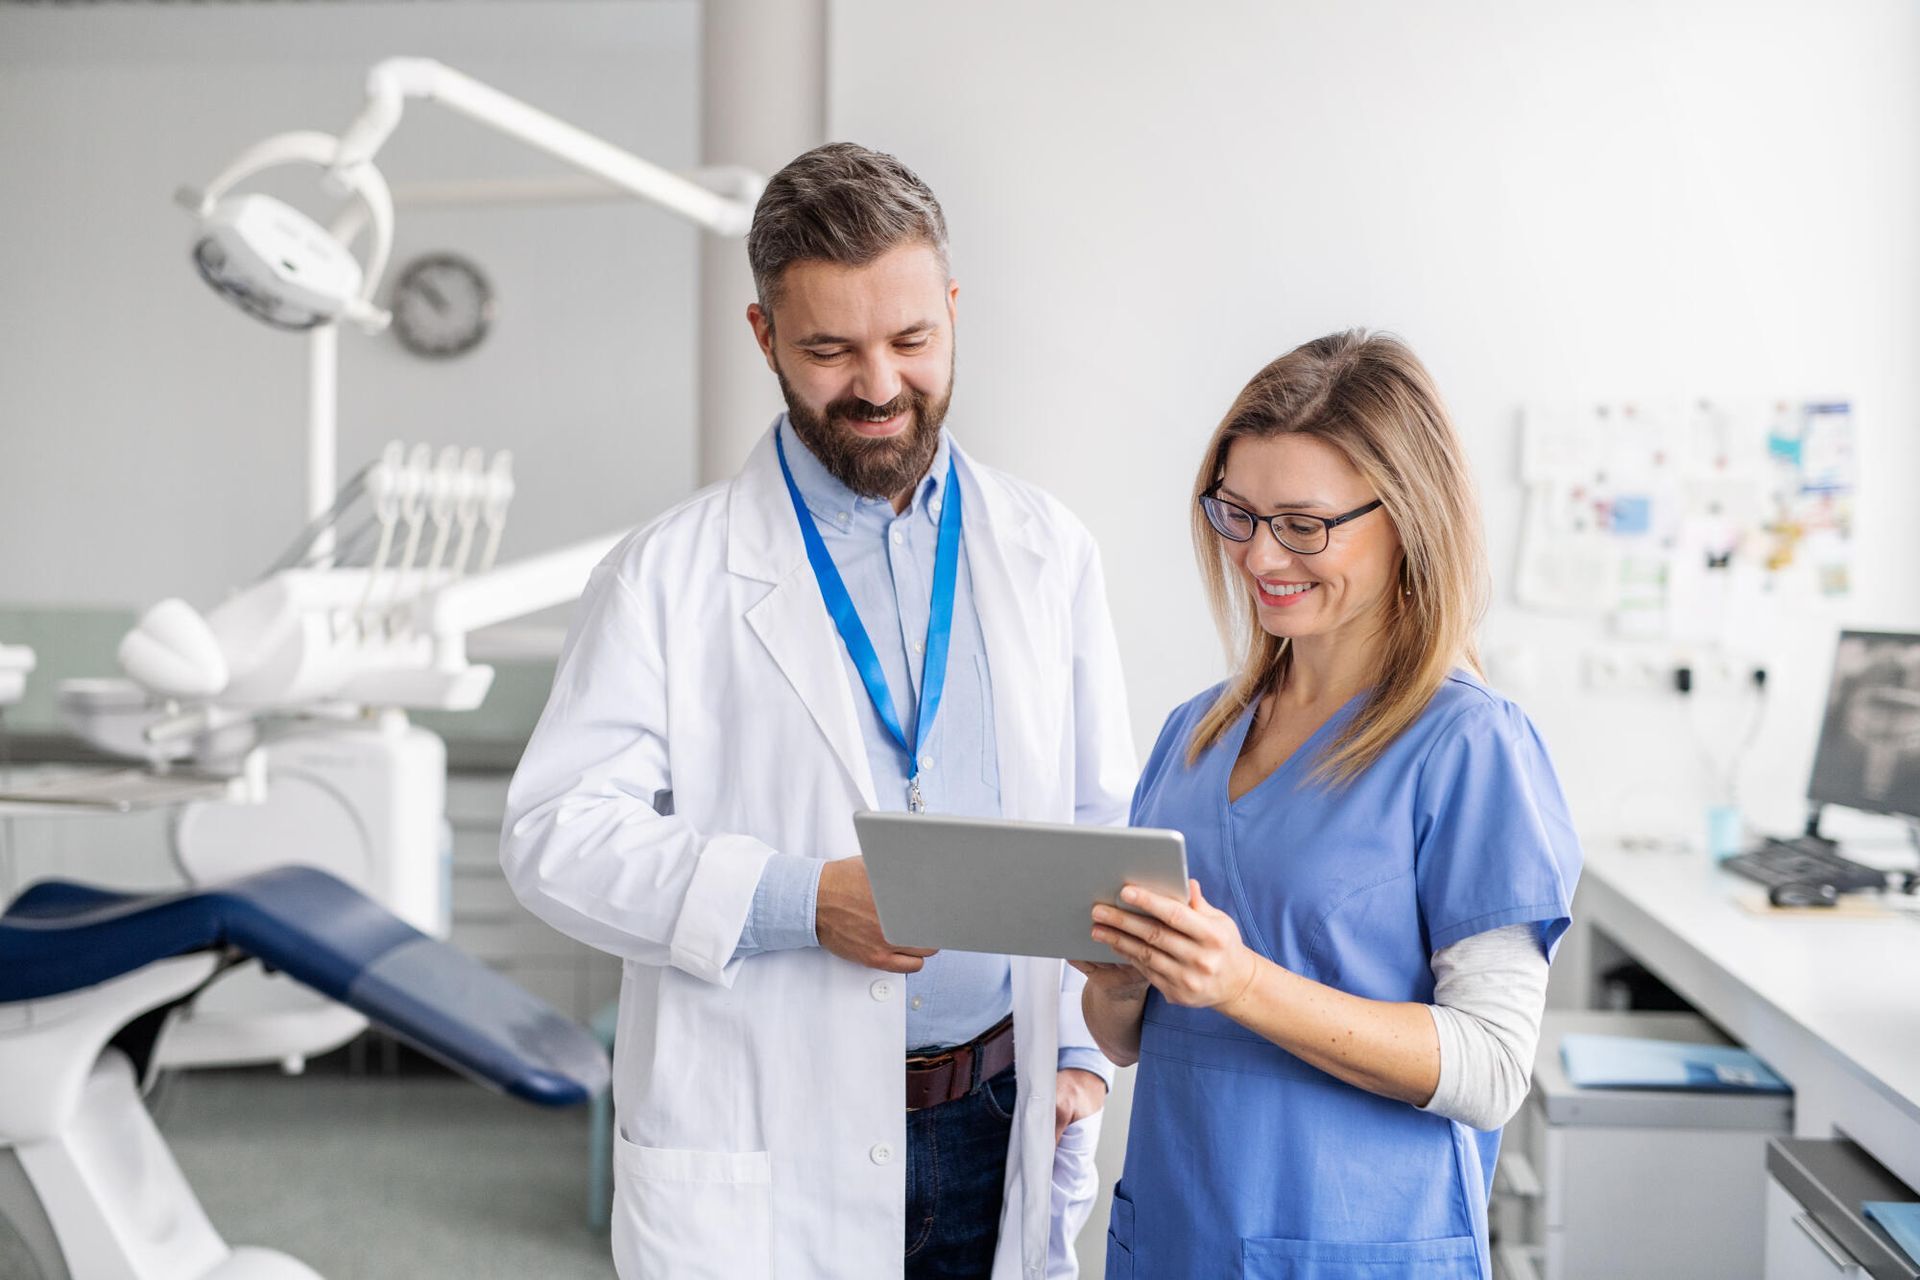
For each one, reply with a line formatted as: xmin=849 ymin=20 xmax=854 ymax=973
xmin=1767 ymin=1179 xmax=1865 ymax=1278
xmin=1765 ymin=1137 xmax=1918 ymax=1280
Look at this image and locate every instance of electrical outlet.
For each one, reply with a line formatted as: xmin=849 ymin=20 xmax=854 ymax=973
xmin=1580 ymin=649 xmax=1622 ymax=690
xmin=1581 ymin=646 xmax=1680 ymax=694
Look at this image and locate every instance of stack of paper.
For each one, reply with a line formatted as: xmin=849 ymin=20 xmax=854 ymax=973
xmin=1560 ymin=1033 xmax=1790 ymax=1093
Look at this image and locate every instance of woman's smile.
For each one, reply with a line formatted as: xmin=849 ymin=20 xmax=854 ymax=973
xmin=1253 ymin=577 xmax=1318 ymax=607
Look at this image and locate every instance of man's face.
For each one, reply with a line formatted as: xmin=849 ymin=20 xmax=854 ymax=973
xmin=748 ymin=242 xmax=959 ymax=502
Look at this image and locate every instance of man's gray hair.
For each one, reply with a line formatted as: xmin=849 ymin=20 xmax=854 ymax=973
xmin=747 ymin=142 xmax=950 ymax=314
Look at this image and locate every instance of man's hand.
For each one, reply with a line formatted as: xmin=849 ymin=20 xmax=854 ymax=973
xmin=1068 ymin=957 xmax=1151 ymax=1006
xmin=1053 ymin=1067 xmax=1106 ymax=1144
xmin=816 ymin=856 xmax=939 ymax=973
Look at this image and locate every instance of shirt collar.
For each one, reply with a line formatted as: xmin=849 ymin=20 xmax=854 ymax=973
xmin=778 ymin=413 xmax=952 ymax=533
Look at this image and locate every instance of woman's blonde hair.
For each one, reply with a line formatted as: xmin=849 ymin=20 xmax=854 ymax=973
xmin=1187 ymin=330 xmax=1488 ymax=784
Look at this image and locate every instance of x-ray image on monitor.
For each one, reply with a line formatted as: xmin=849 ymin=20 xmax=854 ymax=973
xmin=1807 ymin=631 xmax=1920 ymax=820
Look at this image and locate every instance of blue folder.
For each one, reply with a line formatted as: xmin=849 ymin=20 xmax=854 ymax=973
xmin=1560 ymin=1032 xmax=1790 ymax=1093
xmin=1863 ymin=1202 xmax=1920 ymax=1267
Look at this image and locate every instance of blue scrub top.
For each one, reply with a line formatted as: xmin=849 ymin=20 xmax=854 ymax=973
xmin=1107 ymin=672 xmax=1581 ymax=1280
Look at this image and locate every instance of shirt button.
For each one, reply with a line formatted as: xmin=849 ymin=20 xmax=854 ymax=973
xmin=890 ymin=529 xmax=904 ymax=546
xmin=870 ymin=1142 xmax=893 ymax=1166
xmin=837 ymin=512 xmax=850 ymax=526
xmin=870 ymin=979 xmax=893 ymax=1001
xmin=930 ymin=498 xmax=942 ymax=515
xmin=918 ymin=753 xmax=933 ymax=771
xmin=911 ymin=996 xmax=923 ymax=1010
xmin=912 ymin=639 xmax=925 ymax=655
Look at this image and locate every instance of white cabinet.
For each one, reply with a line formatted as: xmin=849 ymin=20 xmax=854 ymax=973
xmin=1492 ymin=1010 xmax=1791 ymax=1280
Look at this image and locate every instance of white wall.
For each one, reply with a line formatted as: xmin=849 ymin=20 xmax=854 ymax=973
xmin=827 ymin=2 xmax=1920 ymax=1270
xmin=828 ymin=0 xmax=1920 ymax=837
xmin=0 ymin=2 xmax=703 ymax=610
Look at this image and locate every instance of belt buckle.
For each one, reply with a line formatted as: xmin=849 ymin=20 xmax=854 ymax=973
xmin=905 ymin=1046 xmax=964 ymax=1113
xmin=905 ymin=1047 xmax=956 ymax=1073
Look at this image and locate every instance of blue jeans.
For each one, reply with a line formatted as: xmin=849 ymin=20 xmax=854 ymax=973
xmin=905 ymin=1063 xmax=1017 ymax=1279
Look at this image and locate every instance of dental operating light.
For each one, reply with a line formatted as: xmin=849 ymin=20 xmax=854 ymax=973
xmin=179 ymin=56 xmax=761 ymax=532
xmin=183 ymin=58 xmax=753 ymax=336
xmin=185 ymin=130 xmax=396 ymax=333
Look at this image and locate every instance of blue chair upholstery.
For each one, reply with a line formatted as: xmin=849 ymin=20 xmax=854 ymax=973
xmin=0 ymin=866 xmax=609 ymax=1107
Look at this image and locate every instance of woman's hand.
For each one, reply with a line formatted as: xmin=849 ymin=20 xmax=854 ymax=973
xmin=1091 ymin=879 xmax=1261 ymax=1011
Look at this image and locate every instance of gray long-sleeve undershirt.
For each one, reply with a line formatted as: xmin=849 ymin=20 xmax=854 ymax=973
xmin=1417 ymin=923 xmax=1550 ymax=1131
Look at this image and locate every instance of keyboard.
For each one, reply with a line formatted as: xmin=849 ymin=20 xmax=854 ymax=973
xmin=1722 ymin=837 xmax=1888 ymax=894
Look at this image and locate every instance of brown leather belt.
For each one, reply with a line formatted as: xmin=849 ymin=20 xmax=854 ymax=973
xmin=905 ymin=1015 xmax=1014 ymax=1112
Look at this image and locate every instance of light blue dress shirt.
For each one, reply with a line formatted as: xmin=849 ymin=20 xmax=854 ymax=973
xmin=735 ymin=418 xmax=1109 ymax=1082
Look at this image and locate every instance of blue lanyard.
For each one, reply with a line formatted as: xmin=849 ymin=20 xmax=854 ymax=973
xmin=775 ymin=426 xmax=964 ymax=813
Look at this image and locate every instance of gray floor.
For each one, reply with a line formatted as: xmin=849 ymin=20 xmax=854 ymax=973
xmin=152 ymin=1067 xmax=616 ymax=1279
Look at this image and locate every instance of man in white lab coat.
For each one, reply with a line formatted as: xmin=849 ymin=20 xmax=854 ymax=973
xmin=501 ymin=143 xmax=1136 ymax=1280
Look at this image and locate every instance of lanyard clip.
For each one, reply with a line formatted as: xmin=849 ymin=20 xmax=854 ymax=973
xmin=908 ymin=776 xmax=925 ymax=813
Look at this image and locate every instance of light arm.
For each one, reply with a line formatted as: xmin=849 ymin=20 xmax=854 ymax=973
xmin=331 ymin=58 xmax=758 ymax=238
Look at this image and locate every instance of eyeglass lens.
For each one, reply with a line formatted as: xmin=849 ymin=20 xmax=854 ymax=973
xmin=1201 ymin=497 xmax=1329 ymax=554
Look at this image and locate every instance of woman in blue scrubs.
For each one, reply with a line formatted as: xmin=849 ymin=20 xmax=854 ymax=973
xmin=1079 ymin=331 xmax=1580 ymax=1279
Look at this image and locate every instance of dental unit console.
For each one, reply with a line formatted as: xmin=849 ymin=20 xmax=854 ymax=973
xmin=0 ymin=58 xmax=759 ymax=1076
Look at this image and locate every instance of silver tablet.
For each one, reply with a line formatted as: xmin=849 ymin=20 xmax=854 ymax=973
xmin=853 ymin=811 xmax=1189 ymax=963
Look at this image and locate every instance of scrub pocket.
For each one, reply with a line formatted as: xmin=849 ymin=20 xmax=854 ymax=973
xmin=1240 ymin=1234 xmax=1480 ymax=1279
xmin=611 ymin=1134 xmax=772 ymax=1280
xmin=1105 ymin=1182 xmax=1136 ymax=1279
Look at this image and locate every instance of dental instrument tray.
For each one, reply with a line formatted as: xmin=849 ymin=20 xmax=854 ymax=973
xmin=0 ymin=766 xmax=241 ymax=813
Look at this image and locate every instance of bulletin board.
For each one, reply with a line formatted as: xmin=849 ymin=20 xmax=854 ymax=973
xmin=1513 ymin=398 xmax=1856 ymax=643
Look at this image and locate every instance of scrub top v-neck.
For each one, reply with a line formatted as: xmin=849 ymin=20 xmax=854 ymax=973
xmin=1106 ymin=672 xmax=1581 ymax=1280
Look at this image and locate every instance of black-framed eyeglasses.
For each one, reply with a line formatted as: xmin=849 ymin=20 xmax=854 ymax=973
xmin=1199 ymin=484 xmax=1384 ymax=555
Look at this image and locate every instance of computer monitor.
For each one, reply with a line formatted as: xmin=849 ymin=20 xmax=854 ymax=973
xmin=1807 ymin=630 xmax=1920 ymax=823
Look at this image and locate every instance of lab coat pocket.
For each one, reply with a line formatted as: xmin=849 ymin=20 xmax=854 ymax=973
xmin=1104 ymin=1182 xmax=1135 ymax=1279
xmin=1240 ymin=1233 xmax=1479 ymax=1279
xmin=611 ymin=1134 xmax=773 ymax=1280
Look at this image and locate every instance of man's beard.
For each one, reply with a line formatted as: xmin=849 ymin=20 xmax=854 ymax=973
xmin=776 ymin=354 xmax=953 ymax=502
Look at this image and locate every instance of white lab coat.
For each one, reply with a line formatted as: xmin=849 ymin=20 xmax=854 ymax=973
xmin=500 ymin=424 xmax=1137 ymax=1280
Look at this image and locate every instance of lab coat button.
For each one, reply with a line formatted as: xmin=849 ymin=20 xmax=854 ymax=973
xmin=870 ymin=979 xmax=892 ymax=1001
xmin=870 ymin=1142 xmax=893 ymax=1165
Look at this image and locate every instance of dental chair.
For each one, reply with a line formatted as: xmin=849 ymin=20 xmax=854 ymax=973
xmin=0 ymin=866 xmax=610 ymax=1280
